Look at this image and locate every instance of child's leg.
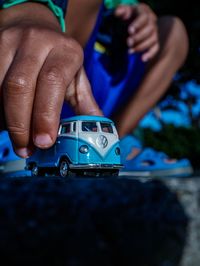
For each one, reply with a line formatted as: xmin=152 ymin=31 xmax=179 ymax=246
xmin=113 ymin=16 xmax=189 ymax=137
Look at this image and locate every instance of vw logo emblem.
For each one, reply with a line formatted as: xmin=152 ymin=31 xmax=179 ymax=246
xmin=96 ymin=135 xmax=108 ymax=149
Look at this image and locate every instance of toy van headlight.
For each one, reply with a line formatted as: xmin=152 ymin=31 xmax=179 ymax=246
xmin=79 ymin=145 xmax=89 ymax=154
xmin=115 ymin=147 xmax=120 ymax=155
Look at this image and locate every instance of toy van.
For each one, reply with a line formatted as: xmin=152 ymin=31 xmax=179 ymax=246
xmin=26 ymin=116 xmax=123 ymax=177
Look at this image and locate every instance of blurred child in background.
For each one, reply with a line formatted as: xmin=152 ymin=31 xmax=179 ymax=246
xmin=0 ymin=0 xmax=193 ymax=176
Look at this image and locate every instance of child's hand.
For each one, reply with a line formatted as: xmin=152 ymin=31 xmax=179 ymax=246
xmin=115 ymin=3 xmax=159 ymax=62
xmin=0 ymin=8 xmax=102 ymax=158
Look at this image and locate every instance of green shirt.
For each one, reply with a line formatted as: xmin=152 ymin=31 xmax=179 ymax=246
xmin=104 ymin=0 xmax=138 ymax=9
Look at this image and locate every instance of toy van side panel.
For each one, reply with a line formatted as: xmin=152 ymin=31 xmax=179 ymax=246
xmin=27 ymin=146 xmax=57 ymax=168
xmin=38 ymin=145 xmax=57 ymax=167
xmin=27 ymin=136 xmax=78 ymax=167
xmin=27 ymin=136 xmax=78 ymax=168
xmin=54 ymin=135 xmax=78 ymax=166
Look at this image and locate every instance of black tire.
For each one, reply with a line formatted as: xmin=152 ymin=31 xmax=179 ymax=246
xmin=31 ymin=164 xmax=39 ymax=177
xmin=112 ymin=170 xmax=119 ymax=176
xmin=59 ymin=159 xmax=69 ymax=178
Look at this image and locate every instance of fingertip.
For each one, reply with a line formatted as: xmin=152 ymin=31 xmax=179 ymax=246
xmin=142 ymin=48 xmax=157 ymax=62
xmin=115 ymin=6 xmax=124 ymax=16
xmin=128 ymin=26 xmax=135 ymax=34
xmin=34 ymin=133 xmax=54 ymax=149
xmin=115 ymin=5 xmax=131 ymax=20
xmin=14 ymin=147 xmax=33 ymax=158
xmin=86 ymin=108 xmax=104 ymax=117
xmin=141 ymin=54 xmax=150 ymax=62
xmin=128 ymin=48 xmax=135 ymax=54
xmin=127 ymin=37 xmax=134 ymax=47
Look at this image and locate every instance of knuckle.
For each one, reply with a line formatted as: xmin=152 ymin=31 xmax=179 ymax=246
xmin=23 ymin=26 xmax=38 ymax=39
xmin=0 ymin=26 xmax=22 ymax=47
xmin=22 ymin=26 xmax=43 ymax=41
xmin=0 ymin=29 xmax=8 ymax=44
xmin=4 ymin=74 xmax=33 ymax=95
xmin=0 ymin=27 xmax=17 ymax=45
xmin=7 ymin=124 xmax=29 ymax=145
xmin=33 ymin=111 xmax=57 ymax=133
xmin=8 ymin=124 xmax=28 ymax=135
xmin=35 ymin=110 xmax=55 ymax=122
xmin=72 ymin=48 xmax=83 ymax=66
xmin=64 ymin=38 xmax=84 ymax=65
xmin=41 ymin=66 xmax=64 ymax=85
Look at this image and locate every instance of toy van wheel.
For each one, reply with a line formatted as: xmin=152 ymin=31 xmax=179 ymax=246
xmin=59 ymin=159 xmax=69 ymax=177
xmin=112 ymin=170 xmax=119 ymax=176
xmin=32 ymin=165 xmax=39 ymax=177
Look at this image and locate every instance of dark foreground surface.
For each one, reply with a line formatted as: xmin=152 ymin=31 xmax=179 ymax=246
xmin=0 ymin=173 xmax=193 ymax=266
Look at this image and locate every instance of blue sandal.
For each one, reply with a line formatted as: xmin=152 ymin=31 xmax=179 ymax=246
xmin=119 ymin=135 xmax=193 ymax=177
xmin=0 ymin=131 xmax=27 ymax=175
xmin=0 ymin=131 xmax=19 ymax=163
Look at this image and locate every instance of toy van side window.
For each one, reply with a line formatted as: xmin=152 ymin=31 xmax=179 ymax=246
xmin=82 ymin=121 xmax=98 ymax=132
xmin=100 ymin=122 xmax=113 ymax=133
xmin=72 ymin=122 xmax=76 ymax=132
xmin=60 ymin=123 xmax=71 ymax=135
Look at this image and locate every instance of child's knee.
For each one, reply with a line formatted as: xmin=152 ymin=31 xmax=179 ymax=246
xmin=158 ymin=16 xmax=189 ymax=65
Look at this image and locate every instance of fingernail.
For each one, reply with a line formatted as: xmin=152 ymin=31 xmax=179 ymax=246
xmin=128 ymin=48 xmax=135 ymax=54
xmin=127 ymin=38 xmax=134 ymax=47
xmin=16 ymin=148 xmax=31 ymax=158
xmin=34 ymin=134 xmax=53 ymax=148
xmin=142 ymin=55 xmax=149 ymax=62
xmin=129 ymin=26 xmax=135 ymax=34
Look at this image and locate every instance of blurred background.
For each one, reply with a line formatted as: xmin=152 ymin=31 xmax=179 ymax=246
xmin=136 ymin=0 xmax=200 ymax=170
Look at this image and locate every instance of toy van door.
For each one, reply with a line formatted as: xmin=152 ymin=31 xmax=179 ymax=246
xmin=56 ymin=121 xmax=78 ymax=164
xmin=39 ymin=145 xmax=57 ymax=167
xmin=78 ymin=120 xmax=100 ymax=164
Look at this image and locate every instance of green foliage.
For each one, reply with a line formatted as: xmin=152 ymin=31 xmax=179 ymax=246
xmin=142 ymin=125 xmax=200 ymax=168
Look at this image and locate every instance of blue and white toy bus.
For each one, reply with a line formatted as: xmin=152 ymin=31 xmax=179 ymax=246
xmin=26 ymin=116 xmax=123 ymax=177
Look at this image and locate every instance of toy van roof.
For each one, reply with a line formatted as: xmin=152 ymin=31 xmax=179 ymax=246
xmin=60 ymin=115 xmax=114 ymax=124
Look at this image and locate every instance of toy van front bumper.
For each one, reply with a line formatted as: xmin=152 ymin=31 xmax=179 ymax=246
xmin=69 ymin=163 xmax=123 ymax=170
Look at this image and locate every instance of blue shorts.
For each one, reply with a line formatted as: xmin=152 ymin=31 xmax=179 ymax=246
xmin=61 ymin=49 xmax=145 ymax=118
xmin=87 ymin=48 xmax=145 ymax=117
xmin=61 ymin=4 xmax=145 ymax=118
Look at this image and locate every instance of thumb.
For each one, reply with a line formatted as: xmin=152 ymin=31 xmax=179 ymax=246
xmin=65 ymin=67 xmax=103 ymax=116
